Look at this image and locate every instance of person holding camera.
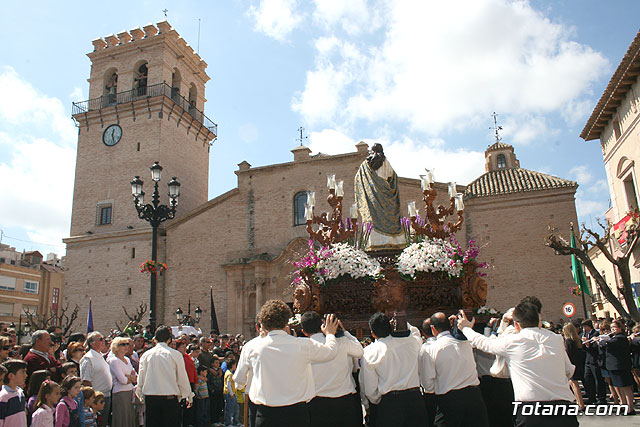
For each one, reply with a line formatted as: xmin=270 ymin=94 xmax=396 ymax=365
xmin=233 ymin=300 xmax=340 ymax=427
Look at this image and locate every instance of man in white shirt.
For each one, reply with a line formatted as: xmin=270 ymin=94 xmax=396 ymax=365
xmin=419 ymin=312 xmax=489 ymax=426
xmin=80 ymin=331 xmax=113 ymax=423
xmin=136 ymin=325 xmax=194 ymax=427
xmin=360 ymin=312 xmax=426 ymax=427
xmin=458 ymin=302 xmax=578 ymax=427
xmin=233 ymin=299 xmax=340 ymax=427
xmin=300 ymin=311 xmax=364 ymax=427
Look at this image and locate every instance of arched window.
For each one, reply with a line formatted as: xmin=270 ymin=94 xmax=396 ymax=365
xmin=103 ymin=68 xmax=118 ymax=105
xmin=171 ymin=68 xmax=181 ymax=101
xmin=497 ymin=154 xmax=506 ymax=169
xmin=188 ymin=84 xmax=197 ymax=111
xmin=293 ymin=191 xmax=308 ymax=225
xmin=134 ymin=62 xmax=148 ymax=96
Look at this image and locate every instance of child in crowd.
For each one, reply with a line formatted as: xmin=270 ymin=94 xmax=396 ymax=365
xmin=59 ymin=363 xmax=78 ymax=379
xmin=26 ymin=370 xmax=51 ymax=419
xmin=210 ymin=358 xmax=224 ymax=425
xmin=55 ymin=376 xmax=82 ymax=427
xmin=0 ymin=365 xmax=6 ymax=385
xmin=195 ymin=365 xmax=210 ymax=427
xmin=90 ymin=392 xmax=105 ymax=427
xmin=31 ymin=381 xmax=61 ymax=427
xmin=223 ymin=360 xmax=239 ymax=427
xmin=81 ymin=387 xmax=96 ymax=427
xmin=0 ymin=359 xmax=28 ymax=427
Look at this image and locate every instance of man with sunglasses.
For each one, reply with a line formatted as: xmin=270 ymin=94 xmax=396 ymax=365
xmin=81 ymin=331 xmax=114 ymax=424
xmin=23 ymin=330 xmax=62 ymax=383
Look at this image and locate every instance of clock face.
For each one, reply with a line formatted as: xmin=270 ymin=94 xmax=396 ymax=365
xmin=103 ymin=124 xmax=122 ymax=146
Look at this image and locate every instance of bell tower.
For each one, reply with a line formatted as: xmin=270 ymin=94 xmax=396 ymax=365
xmin=64 ymin=21 xmax=216 ymax=332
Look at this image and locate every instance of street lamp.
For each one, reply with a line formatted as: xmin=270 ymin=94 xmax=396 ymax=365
xmin=175 ymin=303 xmax=202 ymax=326
xmin=175 ymin=307 xmax=184 ymax=323
xmin=194 ymin=306 xmax=203 ymax=322
xmin=131 ymin=161 xmax=181 ymax=331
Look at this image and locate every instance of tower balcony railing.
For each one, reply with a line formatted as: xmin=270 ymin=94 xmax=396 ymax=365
xmin=71 ymin=82 xmax=217 ymax=136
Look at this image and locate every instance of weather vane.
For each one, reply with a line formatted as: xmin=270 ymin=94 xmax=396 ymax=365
xmin=296 ymin=126 xmax=309 ymax=146
xmin=490 ymin=112 xmax=503 ymax=144
xmin=162 ymin=9 xmax=168 ymax=18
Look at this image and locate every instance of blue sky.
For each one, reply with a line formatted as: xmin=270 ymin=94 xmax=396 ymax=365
xmin=0 ymin=0 xmax=639 ymax=256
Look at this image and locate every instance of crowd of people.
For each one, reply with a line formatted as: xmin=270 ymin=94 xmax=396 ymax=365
xmin=0 ymin=296 xmax=639 ymax=427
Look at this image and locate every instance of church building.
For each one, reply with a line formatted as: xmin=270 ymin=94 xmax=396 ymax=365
xmin=63 ymin=22 xmax=582 ymax=336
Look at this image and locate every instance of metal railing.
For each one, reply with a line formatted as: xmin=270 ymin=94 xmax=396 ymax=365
xmin=72 ymin=82 xmax=217 ymax=135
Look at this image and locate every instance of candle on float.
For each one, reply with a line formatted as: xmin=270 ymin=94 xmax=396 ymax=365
xmin=307 ymin=191 xmax=315 ymax=207
xmin=448 ymin=182 xmax=457 ymax=198
xmin=421 ymin=170 xmax=433 ymax=190
xmin=350 ymin=203 xmax=358 ymax=218
xmin=304 ymin=204 xmax=313 ymax=221
xmin=408 ymin=201 xmax=417 ymax=217
xmin=455 ymin=194 xmax=464 ymax=211
xmin=336 ymin=180 xmax=344 ymax=197
xmin=327 ymin=174 xmax=336 ymax=190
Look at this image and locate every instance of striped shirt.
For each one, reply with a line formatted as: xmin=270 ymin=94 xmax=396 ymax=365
xmin=0 ymin=385 xmax=27 ymax=427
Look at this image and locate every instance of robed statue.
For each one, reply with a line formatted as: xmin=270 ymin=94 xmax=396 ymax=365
xmin=355 ymin=143 xmax=404 ymax=250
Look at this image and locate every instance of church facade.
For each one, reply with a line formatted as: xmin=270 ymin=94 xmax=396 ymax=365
xmin=64 ymin=23 xmax=583 ymax=336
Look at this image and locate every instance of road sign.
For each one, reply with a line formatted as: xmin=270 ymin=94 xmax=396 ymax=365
xmin=563 ymin=302 xmax=576 ymax=317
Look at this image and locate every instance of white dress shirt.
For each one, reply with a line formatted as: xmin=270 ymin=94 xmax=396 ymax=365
xmin=233 ymin=336 xmax=263 ymax=397
xmin=80 ymin=349 xmax=113 ymax=396
xmin=419 ymin=331 xmax=480 ymax=395
xmin=109 ymin=356 xmax=135 ymax=393
xmin=135 ymin=342 xmax=194 ymax=403
xmin=360 ymin=325 xmax=422 ymax=405
xmin=233 ymin=329 xmax=338 ymax=407
xmin=310 ymin=331 xmax=364 ymax=398
xmin=462 ymin=327 xmax=575 ymax=402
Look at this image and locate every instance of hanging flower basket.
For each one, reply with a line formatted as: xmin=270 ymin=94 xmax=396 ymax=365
xmin=570 ymin=285 xmax=582 ymax=296
xmin=139 ymin=260 xmax=167 ymax=274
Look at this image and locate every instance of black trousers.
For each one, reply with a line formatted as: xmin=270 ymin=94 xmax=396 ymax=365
xmin=248 ymin=398 xmax=257 ymax=427
xmin=584 ymin=362 xmax=607 ymax=403
xmin=255 ymin=401 xmax=311 ymax=427
xmin=308 ymin=393 xmax=363 ymax=427
xmin=479 ymin=376 xmax=515 ymax=427
xmin=435 ymin=386 xmax=489 ymax=427
xmin=376 ymin=388 xmax=426 ymax=427
xmin=145 ymin=395 xmax=179 ymax=427
xmin=514 ymin=400 xmax=578 ymax=427
xmin=423 ymin=393 xmax=437 ymax=427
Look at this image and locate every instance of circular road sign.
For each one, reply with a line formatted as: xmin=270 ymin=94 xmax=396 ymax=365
xmin=563 ymin=302 xmax=576 ymax=318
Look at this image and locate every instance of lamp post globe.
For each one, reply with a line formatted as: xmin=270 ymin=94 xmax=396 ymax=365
xmin=194 ymin=306 xmax=203 ymax=322
xmin=150 ymin=161 xmax=163 ymax=182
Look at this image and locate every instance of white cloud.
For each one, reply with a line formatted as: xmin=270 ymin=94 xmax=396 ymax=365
xmin=575 ymin=197 xmax=607 ymax=218
xmin=69 ymin=86 xmax=84 ymax=102
xmin=569 ymin=165 xmax=593 ymax=185
xmin=309 ymin=128 xmax=485 ymax=185
xmin=248 ymin=0 xmax=303 ymax=42
xmin=312 ymin=0 xmax=382 ymax=36
xmin=295 ymin=0 xmax=609 ymax=134
xmin=0 ymin=68 xmax=76 ymax=254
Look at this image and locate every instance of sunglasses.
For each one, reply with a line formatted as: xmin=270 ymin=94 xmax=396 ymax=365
xmin=118 ymin=342 xmax=129 ymax=347
xmin=1 ymin=346 xmax=10 ymax=351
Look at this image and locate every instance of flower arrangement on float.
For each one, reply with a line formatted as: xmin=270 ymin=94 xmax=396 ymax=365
xmin=292 ymin=240 xmax=381 ymax=287
xmin=475 ymin=305 xmax=500 ymax=316
xmin=139 ymin=260 xmax=167 ymax=274
xmin=397 ymin=238 xmax=463 ymax=279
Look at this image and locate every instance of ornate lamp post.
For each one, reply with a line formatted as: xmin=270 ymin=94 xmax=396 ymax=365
xmin=175 ymin=303 xmax=202 ymax=326
xmin=131 ymin=161 xmax=181 ymax=331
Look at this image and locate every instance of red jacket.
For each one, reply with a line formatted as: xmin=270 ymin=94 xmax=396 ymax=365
xmin=24 ymin=349 xmax=62 ymax=382
xmin=182 ymin=353 xmax=197 ymax=385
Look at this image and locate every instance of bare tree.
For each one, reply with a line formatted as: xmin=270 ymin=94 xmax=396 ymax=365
xmin=545 ymin=210 xmax=640 ymax=321
xmin=23 ymin=303 xmax=79 ymax=338
xmin=115 ymin=303 xmax=148 ymax=333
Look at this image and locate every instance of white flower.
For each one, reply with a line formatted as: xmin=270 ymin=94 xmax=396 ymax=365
xmin=316 ymin=243 xmax=381 ymax=283
xmin=397 ymin=238 xmax=462 ymax=278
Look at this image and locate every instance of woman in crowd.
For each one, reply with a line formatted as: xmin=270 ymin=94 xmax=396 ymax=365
xmin=602 ymin=319 xmax=635 ymax=414
xmin=597 ymin=321 xmax=621 ymax=404
xmin=563 ymin=323 xmax=586 ymax=410
xmin=66 ymin=343 xmax=85 ymax=373
xmin=0 ymin=336 xmax=10 ymax=362
xmin=630 ymin=324 xmax=640 ymax=389
xmin=108 ymin=336 xmax=137 ymax=427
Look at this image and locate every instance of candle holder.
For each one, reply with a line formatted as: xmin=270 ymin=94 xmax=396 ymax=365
xmin=306 ymin=188 xmax=359 ymax=246
xmin=410 ymin=183 xmax=464 ymax=240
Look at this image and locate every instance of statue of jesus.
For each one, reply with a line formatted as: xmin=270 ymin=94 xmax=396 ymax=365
xmin=354 ymin=143 xmax=404 ymax=250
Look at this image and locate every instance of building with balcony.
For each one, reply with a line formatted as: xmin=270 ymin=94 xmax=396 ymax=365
xmin=0 ymin=244 xmax=64 ymax=329
xmin=581 ymin=28 xmax=640 ymax=318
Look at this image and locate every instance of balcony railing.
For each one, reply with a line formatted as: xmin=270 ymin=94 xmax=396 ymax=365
xmin=72 ymin=82 xmax=217 ymax=136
